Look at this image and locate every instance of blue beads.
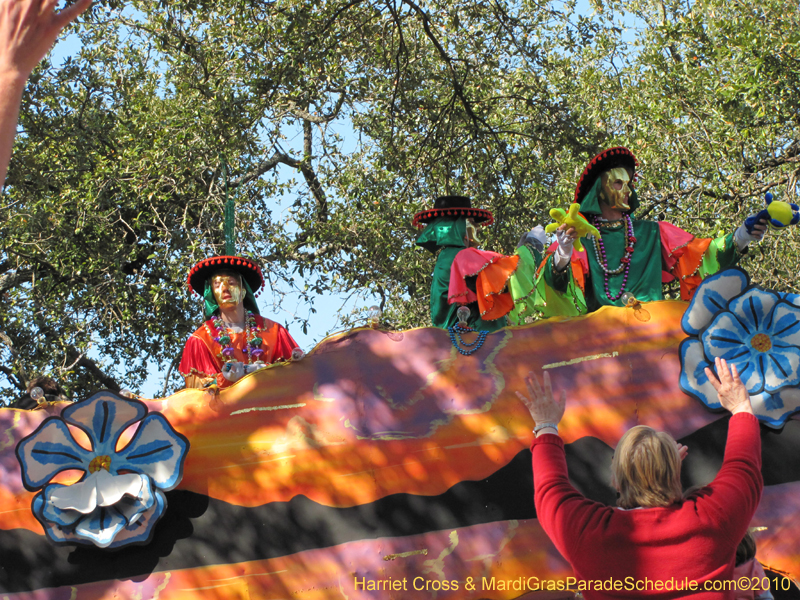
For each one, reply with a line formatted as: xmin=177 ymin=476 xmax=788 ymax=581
xmin=448 ymin=323 xmax=488 ymax=355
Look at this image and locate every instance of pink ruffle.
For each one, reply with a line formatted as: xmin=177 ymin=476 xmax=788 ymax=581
xmin=449 ymin=248 xmax=520 ymax=320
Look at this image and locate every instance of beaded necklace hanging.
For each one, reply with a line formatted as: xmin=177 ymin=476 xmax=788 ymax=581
xmin=448 ymin=322 xmax=488 ymax=355
xmin=211 ymin=311 xmax=264 ymax=363
xmin=589 ymin=214 xmax=637 ymax=302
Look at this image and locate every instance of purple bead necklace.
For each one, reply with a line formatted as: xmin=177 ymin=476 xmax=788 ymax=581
xmin=211 ymin=311 xmax=264 ymax=363
xmin=590 ymin=214 xmax=637 ymax=302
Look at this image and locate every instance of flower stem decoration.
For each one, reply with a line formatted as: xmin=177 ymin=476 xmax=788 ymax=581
xmin=15 ymin=391 xmax=190 ymax=549
xmin=679 ymin=267 xmax=800 ymax=428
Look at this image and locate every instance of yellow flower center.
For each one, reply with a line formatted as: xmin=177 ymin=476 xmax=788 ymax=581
xmin=751 ymin=333 xmax=772 ymax=353
xmin=88 ymin=455 xmax=112 ymax=473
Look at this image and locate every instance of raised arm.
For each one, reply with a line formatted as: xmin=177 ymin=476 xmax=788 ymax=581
xmin=0 ymin=0 xmax=91 ymax=187
xmin=700 ymin=357 xmax=762 ymax=543
xmin=517 ymin=370 xmax=566 ymax=436
xmin=704 ymin=356 xmax=754 ymax=416
xmin=517 ymin=372 xmax=607 ymax=558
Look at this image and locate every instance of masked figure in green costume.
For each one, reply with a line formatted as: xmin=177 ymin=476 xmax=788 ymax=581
xmin=414 ymin=196 xmax=513 ymax=331
xmin=533 ymin=147 xmax=768 ymax=317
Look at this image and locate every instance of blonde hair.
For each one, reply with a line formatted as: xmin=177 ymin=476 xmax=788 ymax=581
xmin=612 ymin=426 xmax=682 ymax=509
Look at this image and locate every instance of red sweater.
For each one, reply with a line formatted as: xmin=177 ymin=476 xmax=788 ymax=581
xmin=532 ymin=413 xmax=762 ymax=600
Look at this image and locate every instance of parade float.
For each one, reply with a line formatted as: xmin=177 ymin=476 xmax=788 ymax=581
xmin=1 ymin=268 xmax=799 ymax=599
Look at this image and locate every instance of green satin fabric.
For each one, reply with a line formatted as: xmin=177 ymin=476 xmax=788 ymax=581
xmin=416 ymin=217 xmax=505 ymax=331
xmin=507 ymin=243 xmax=544 ymax=325
xmin=583 ymin=220 xmax=663 ymax=311
xmin=543 ymin=222 xmax=739 ymax=313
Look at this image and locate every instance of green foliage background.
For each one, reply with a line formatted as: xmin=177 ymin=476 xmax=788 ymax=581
xmin=1 ymin=0 xmax=798 ymax=400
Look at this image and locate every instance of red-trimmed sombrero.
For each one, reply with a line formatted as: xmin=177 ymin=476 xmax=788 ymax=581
xmin=574 ymin=147 xmax=638 ymax=204
xmin=412 ymin=195 xmax=494 ymax=229
xmin=187 ymin=255 xmax=264 ymax=297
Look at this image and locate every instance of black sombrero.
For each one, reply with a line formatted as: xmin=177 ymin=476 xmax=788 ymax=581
xmin=574 ymin=147 xmax=638 ymax=204
xmin=412 ymin=195 xmax=494 ymax=229
xmin=187 ymin=255 xmax=264 ymax=297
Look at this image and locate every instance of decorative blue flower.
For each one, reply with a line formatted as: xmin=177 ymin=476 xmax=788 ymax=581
xmin=680 ymin=267 xmax=800 ymax=428
xmin=16 ymin=391 xmax=189 ymax=549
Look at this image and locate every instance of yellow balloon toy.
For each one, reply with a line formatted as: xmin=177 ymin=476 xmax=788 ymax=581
xmin=544 ymin=203 xmax=601 ymax=252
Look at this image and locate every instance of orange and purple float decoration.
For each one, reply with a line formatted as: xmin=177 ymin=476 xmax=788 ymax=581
xmin=1 ymin=299 xmax=798 ymax=598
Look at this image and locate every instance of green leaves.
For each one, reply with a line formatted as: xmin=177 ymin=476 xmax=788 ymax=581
xmin=1 ymin=0 xmax=797 ymax=401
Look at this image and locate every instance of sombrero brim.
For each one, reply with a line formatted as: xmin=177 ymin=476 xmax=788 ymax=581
xmin=574 ymin=147 xmax=638 ymax=204
xmin=187 ymin=256 xmax=264 ymax=297
xmin=412 ymin=207 xmax=494 ymax=229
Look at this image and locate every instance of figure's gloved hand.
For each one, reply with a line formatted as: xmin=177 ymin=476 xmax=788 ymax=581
xmin=554 ymin=225 xmax=576 ymax=258
xmin=744 ymin=192 xmax=799 ymax=238
xmin=222 ymin=361 xmax=245 ymax=383
xmin=743 ymin=211 xmax=769 ymax=237
xmin=245 ymin=361 xmax=267 ymax=374
xmin=552 ymin=225 xmax=577 ymax=271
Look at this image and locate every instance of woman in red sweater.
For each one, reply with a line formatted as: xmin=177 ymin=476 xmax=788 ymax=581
xmin=518 ymin=357 xmax=763 ymax=600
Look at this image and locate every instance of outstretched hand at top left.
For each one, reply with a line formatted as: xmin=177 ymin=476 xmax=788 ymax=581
xmin=0 ymin=0 xmax=92 ymax=80
xmin=0 ymin=0 xmax=92 ymax=188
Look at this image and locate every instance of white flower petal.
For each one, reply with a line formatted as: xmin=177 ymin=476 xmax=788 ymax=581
xmin=116 ymin=414 xmax=189 ymax=491
xmin=768 ymin=302 xmax=800 ymax=346
xmin=727 ymin=287 xmax=781 ymax=334
xmin=679 ymin=339 xmax=720 ymax=409
xmin=750 ymin=388 xmax=800 ymax=429
xmin=50 ymin=470 xmax=144 ymax=513
xmin=682 ymin=268 xmax=749 ymax=335
xmin=49 ymin=471 xmax=101 ymax=514
xmin=761 ymin=346 xmax=800 ymax=392
xmin=62 ymin=392 xmax=147 ymax=456
xmin=16 ymin=419 xmax=91 ymax=491
xmin=74 ymin=506 xmax=128 ymax=549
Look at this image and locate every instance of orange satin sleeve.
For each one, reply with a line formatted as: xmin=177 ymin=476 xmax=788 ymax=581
xmin=670 ymin=237 xmax=713 ymax=300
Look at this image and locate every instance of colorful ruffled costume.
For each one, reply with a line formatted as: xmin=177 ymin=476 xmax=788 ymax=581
xmin=448 ymin=248 xmax=519 ymax=321
xmin=530 ymin=147 xmax=743 ymax=317
xmin=414 ymin=196 xmax=516 ymax=330
xmin=179 ymin=255 xmax=298 ymax=388
xmin=506 ymin=229 xmax=545 ymax=325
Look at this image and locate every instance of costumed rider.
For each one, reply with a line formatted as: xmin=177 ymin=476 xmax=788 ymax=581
xmin=507 ymin=225 xmax=547 ymax=325
xmin=535 ymin=147 xmax=768 ymax=316
xmin=413 ymin=195 xmax=518 ymax=331
xmin=179 ymin=256 xmax=299 ymax=389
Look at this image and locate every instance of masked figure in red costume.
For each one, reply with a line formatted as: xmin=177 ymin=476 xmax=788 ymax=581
xmin=534 ymin=147 xmax=768 ymax=316
xmin=179 ymin=256 xmax=298 ymax=389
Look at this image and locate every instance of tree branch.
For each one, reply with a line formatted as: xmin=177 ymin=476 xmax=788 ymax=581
xmin=0 ymin=267 xmax=36 ymax=295
xmin=229 ymin=152 xmax=291 ymax=188
xmin=64 ymin=347 xmax=121 ymax=392
xmin=230 ymin=147 xmax=329 ymax=222
xmin=285 ymin=93 xmax=346 ymax=124
xmin=401 ymin=0 xmax=484 ymax=128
